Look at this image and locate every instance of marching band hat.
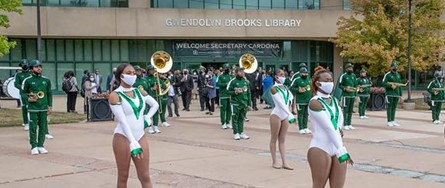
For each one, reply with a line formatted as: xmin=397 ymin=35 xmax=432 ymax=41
xmin=29 ymin=59 xmax=41 ymax=67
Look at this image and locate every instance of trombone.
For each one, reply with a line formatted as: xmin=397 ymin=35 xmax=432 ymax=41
xmin=150 ymin=51 xmax=173 ymax=113
xmin=387 ymin=81 xmax=409 ymax=87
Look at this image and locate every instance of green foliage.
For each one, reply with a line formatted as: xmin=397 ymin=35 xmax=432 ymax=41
xmin=332 ymin=0 xmax=445 ymax=77
xmin=0 ymin=0 xmax=22 ymax=57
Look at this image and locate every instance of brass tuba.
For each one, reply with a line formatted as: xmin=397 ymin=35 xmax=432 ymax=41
xmin=150 ymin=51 xmax=173 ymax=96
xmin=239 ymin=53 xmax=258 ymax=74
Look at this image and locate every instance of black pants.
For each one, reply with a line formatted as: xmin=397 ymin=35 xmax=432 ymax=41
xmin=167 ymin=95 xmax=179 ymax=116
xmin=199 ymin=88 xmax=206 ymax=110
xmin=215 ymin=89 xmax=220 ymax=105
xmin=204 ymin=96 xmax=215 ymax=112
xmin=181 ymin=90 xmax=191 ymax=110
xmin=250 ymin=89 xmax=257 ymax=109
xmin=67 ymin=92 xmax=78 ymax=112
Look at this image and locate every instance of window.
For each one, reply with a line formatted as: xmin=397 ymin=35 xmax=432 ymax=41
xmin=22 ymin=0 xmax=129 ymax=7
xmin=246 ymin=0 xmax=258 ymax=9
xmin=233 ymin=0 xmax=245 ymax=9
xmin=343 ymin=0 xmax=350 ymax=10
xmin=220 ymin=0 xmax=233 ymax=9
xmin=174 ymin=0 xmax=189 ymax=8
xmin=159 ymin=0 xmax=173 ymax=8
xmin=259 ymin=0 xmax=271 ymax=9
xmin=190 ymin=0 xmax=204 ymax=9
xmin=204 ymin=0 xmax=219 ymax=9
xmin=285 ymin=0 xmax=297 ymax=9
xmin=272 ymin=0 xmax=285 ymax=9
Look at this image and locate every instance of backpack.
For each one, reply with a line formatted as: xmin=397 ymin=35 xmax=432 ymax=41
xmin=62 ymin=78 xmax=73 ymax=93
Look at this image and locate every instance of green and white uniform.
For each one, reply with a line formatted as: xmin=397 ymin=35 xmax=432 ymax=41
xmin=357 ymin=76 xmax=371 ymax=117
xmin=15 ymin=70 xmax=31 ymax=126
xmin=217 ymin=72 xmax=234 ymax=126
xmin=427 ymin=79 xmax=444 ymax=122
xmin=22 ymin=74 xmax=52 ymax=149
xmin=133 ymin=75 xmax=151 ymax=128
xmin=291 ymin=76 xmax=312 ymax=130
xmin=382 ymin=71 xmax=402 ymax=123
xmin=227 ymin=77 xmax=251 ymax=135
xmin=339 ymin=72 xmax=357 ymax=126
xmin=146 ymin=75 xmax=167 ymax=127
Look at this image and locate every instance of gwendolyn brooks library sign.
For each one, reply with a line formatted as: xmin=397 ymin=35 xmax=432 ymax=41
xmin=165 ymin=18 xmax=302 ymax=28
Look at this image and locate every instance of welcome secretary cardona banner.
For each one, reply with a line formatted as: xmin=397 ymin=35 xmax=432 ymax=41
xmin=173 ymin=41 xmax=282 ymax=58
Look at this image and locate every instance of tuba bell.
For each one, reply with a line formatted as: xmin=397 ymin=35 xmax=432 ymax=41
xmin=239 ymin=53 xmax=258 ymax=74
xmin=150 ymin=50 xmax=173 ymax=96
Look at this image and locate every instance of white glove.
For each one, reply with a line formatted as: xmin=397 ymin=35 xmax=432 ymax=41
xmin=129 ymin=141 xmax=142 ymax=157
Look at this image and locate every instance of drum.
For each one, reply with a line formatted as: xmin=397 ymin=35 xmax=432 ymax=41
xmin=3 ymin=77 xmax=20 ymax=99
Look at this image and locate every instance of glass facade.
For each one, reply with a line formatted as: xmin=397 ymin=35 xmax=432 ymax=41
xmin=22 ymin=0 xmax=129 ymax=7
xmin=343 ymin=0 xmax=350 ymax=10
xmin=151 ymin=0 xmax=320 ymax=10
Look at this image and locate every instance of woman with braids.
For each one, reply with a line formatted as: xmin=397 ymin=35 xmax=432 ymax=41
xmin=109 ymin=64 xmax=159 ymax=188
xmin=269 ymin=69 xmax=296 ymax=170
xmin=307 ymin=66 xmax=353 ymax=188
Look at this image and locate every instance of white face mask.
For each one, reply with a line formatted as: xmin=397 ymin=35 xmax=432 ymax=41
xmin=277 ymin=76 xmax=286 ymax=84
xmin=121 ymin=74 xmax=137 ymax=86
xmin=318 ymin=81 xmax=334 ymax=94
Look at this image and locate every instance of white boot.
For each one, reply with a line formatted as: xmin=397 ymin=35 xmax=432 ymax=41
xmin=221 ymin=124 xmax=228 ymax=129
xmin=154 ymin=126 xmax=161 ymax=133
xmin=162 ymin=122 xmax=170 ymax=127
xmin=38 ymin=147 xmax=48 ymax=154
xmin=147 ymin=126 xmax=155 ymax=134
xmin=226 ymin=124 xmax=232 ymax=129
xmin=45 ymin=134 xmax=54 ymax=139
xmin=31 ymin=147 xmax=39 ymax=155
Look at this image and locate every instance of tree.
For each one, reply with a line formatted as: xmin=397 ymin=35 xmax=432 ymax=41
xmin=332 ymin=0 xmax=445 ymax=77
xmin=0 ymin=0 xmax=22 ymax=57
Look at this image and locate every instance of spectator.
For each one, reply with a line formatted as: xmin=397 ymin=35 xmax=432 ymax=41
xmin=93 ymin=69 xmax=103 ymax=93
xmin=63 ymin=71 xmax=79 ymax=113
xmin=106 ymin=67 xmax=117 ymax=92
xmin=262 ymin=71 xmax=274 ymax=109
xmin=84 ymin=74 xmax=98 ymax=115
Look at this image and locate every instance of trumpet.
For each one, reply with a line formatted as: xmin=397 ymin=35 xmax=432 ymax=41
xmin=28 ymin=91 xmax=44 ymax=102
xmin=239 ymin=53 xmax=258 ymax=74
xmin=388 ymin=81 xmax=409 ymax=87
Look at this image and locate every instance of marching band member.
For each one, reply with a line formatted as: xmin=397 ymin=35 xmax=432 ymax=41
xmin=292 ymin=67 xmax=312 ymax=134
xmin=15 ymin=59 xmax=31 ymax=131
xmin=133 ymin=65 xmax=151 ymax=128
xmin=22 ymin=60 xmax=53 ymax=155
xmin=383 ymin=61 xmax=403 ymax=127
xmin=339 ymin=63 xmax=357 ymax=130
xmin=290 ymin=63 xmax=307 ymax=115
xmin=357 ymin=69 xmax=372 ymax=119
xmin=227 ymin=67 xmax=252 ymax=140
xmin=308 ymin=66 xmax=353 ymax=188
xmin=145 ymin=65 xmax=166 ymax=134
xmin=269 ymin=69 xmax=295 ymax=170
xmin=109 ymin=64 xmax=158 ymax=188
xmin=217 ymin=63 xmax=234 ymax=129
xmin=427 ymin=72 xmax=444 ymax=124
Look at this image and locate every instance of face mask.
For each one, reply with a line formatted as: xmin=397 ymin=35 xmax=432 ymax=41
xmin=225 ymin=69 xmax=230 ymax=74
xmin=392 ymin=68 xmax=397 ymax=72
xmin=347 ymin=69 xmax=353 ymax=73
xmin=121 ymin=74 xmax=137 ymax=86
xmin=183 ymin=71 xmax=187 ymax=75
xmin=318 ymin=81 xmax=334 ymax=94
xmin=301 ymin=75 xmax=307 ymax=79
xmin=277 ymin=76 xmax=286 ymax=84
xmin=89 ymin=78 xmax=94 ymax=81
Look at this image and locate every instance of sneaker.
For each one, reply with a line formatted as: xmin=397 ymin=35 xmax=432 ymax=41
xmin=387 ymin=122 xmax=394 ymax=127
xmin=239 ymin=133 xmax=250 ymax=139
xmin=31 ymin=148 xmax=39 ymax=155
xmin=304 ymin=129 xmax=312 ymax=134
xmin=154 ymin=126 xmax=161 ymax=133
xmin=364 ymin=116 xmax=369 ymax=119
xmin=233 ymin=133 xmax=240 ymax=140
xmin=45 ymin=134 xmax=54 ymax=139
xmin=244 ymin=117 xmax=249 ymax=122
xmin=359 ymin=116 xmax=365 ymax=119
xmin=434 ymin=120 xmax=439 ymax=124
xmin=226 ymin=124 xmax=232 ymax=129
xmin=392 ymin=121 xmax=401 ymax=127
xmin=24 ymin=124 xmax=29 ymax=131
xmin=348 ymin=125 xmax=356 ymax=130
xmin=147 ymin=126 xmax=155 ymax=134
xmin=221 ymin=124 xmax=228 ymax=129
xmin=343 ymin=126 xmax=351 ymax=130
xmin=162 ymin=122 xmax=170 ymax=127
xmin=38 ymin=147 xmax=48 ymax=154
xmin=298 ymin=129 xmax=306 ymax=134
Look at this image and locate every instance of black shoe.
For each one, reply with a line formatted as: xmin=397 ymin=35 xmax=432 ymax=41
xmin=168 ymin=115 xmax=173 ymax=117
xmin=186 ymin=109 xmax=190 ymax=111
xmin=176 ymin=114 xmax=180 ymax=117
xmin=182 ymin=108 xmax=186 ymax=111
xmin=209 ymin=112 xmax=213 ymax=115
xmin=253 ymin=107 xmax=259 ymax=111
xmin=200 ymin=109 xmax=204 ymax=111
xmin=205 ymin=112 xmax=210 ymax=114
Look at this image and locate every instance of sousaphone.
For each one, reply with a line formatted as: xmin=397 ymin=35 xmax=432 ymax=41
xmin=239 ymin=53 xmax=258 ymax=74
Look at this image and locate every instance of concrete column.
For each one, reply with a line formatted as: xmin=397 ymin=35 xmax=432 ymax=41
xmin=333 ymin=46 xmax=344 ymax=84
xmin=129 ymin=0 xmax=149 ymax=8
xmin=320 ymin=0 xmax=344 ymax=10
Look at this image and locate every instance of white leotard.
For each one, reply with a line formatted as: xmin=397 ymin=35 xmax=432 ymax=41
xmin=111 ymin=87 xmax=158 ymax=143
xmin=308 ymin=92 xmax=348 ymax=157
xmin=271 ymin=83 xmax=295 ymax=121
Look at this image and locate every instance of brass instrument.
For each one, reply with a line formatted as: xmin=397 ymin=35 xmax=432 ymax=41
xmin=388 ymin=81 xmax=409 ymax=87
xmin=150 ymin=51 xmax=173 ymax=113
xmin=239 ymin=53 xmax=258 ymax=74
xmin=432 ymin=88 xmax=445 ymax=91
xmin=28 ymin=91 xmax=44 ymax=102
xmin=357 ymin=84 xmax=372 ymax=92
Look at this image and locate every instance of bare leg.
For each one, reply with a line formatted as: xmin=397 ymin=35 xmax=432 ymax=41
xmin=269 ymin=115 xmax=281 ymax=169
xmin=278 ymin=119 xmax=292 ymax=170
xmin=292 ymin=103 xmax=296 ymax=113
xmin=113 ymin=134 xmax=132 ymax=188
xmin=308 ymin=148 xmax=332 ymax=188
xmin=329 ymin=156 xmax=347 ymax=188
xmin=132 ymin=135 xmax=153 ymax=188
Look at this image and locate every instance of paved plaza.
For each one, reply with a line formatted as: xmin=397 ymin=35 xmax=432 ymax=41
xmin=0 ymin=95 xmax=445 ymax=188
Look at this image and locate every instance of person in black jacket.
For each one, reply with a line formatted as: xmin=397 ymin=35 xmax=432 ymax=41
xmin=179 ymin=69 xmax=194 ymax=111
xmin=197 ymin=66 xmax=207 ymax=111
xmin=246 ymin=69 xmax=262 ymax=111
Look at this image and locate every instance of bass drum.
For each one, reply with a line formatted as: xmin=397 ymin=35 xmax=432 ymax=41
xmin=2 ymin=77 xmax=20 ymax=99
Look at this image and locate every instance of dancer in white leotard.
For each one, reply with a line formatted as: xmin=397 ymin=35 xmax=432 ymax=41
xmin=109 ymin=64 xmax=159 ymax=188
xmin=269 ymin=69 xmax=296 ymax=170
xmin=307 ymin=66 xmax=353 ymax=188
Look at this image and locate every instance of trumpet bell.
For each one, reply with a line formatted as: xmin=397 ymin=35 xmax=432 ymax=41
xmin=239 ymin=53 xmax=258 ymax=74
xmin=150 ymin=51 xmax=173 ymax=73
